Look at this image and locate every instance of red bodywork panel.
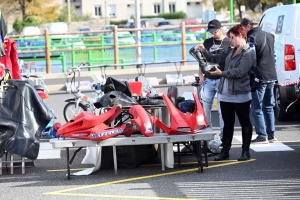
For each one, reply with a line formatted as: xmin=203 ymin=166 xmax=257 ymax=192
xmin=154 ymin=92 xmax=208 ymax=134
xmin=56 ymin=105 xmax=131 ymax=140
xmin=123 ymin=105 xmax=154 ymax=137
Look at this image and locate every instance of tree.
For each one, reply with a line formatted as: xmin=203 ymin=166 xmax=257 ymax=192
xmin=26 ymin=0 xmax=60 ymax=23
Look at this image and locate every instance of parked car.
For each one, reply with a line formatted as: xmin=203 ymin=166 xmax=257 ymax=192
xmin=182 ymin=19 xmax=205 ymax=32
xmin=172 ymin=28 xmax=197 ymax=41
xmin=157 ymin=20 xmax=172 ymax=27
xmin=77 ymin=26 xmax=98 ymax=36
xmin=104 ymin=31 xmax=135 ymax=44
xmin=48 ymin=22 xmax=68 ymax=34
xmin=102 ymin=25 xmax=115 ymax=36
xmin=259 ymin=4 xmax=300 ymax=121
xmin=141 ymin=30 xmax=163 ymax=42
xmin=21 ymin=26 xmax=41 ymax=36
xmin=156 ymin=29 xmax=175 ymax=41
xmin=52 ymin=35 xmax=86 ymax=49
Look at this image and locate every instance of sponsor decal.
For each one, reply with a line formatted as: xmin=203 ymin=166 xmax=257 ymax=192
xmin=90 ymin=128 xmax=123 ymax=139
xmin=132 ymin=123 xmax=139 ymax=130
xmin=144 ymin=123 xmax=153 ymax=132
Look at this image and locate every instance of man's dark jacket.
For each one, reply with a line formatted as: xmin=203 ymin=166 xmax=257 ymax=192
xmin=247 ymin=27 xmax=277 ymax=81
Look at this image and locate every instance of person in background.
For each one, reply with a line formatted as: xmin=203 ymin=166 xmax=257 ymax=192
xmin=0 ymin=36 xmax=20 ymax=79
xmin=199 ymin=24 xmax=256 ymax=161
xmin=241 ymin=18 xmax=277 ymax=144
xmin=198 ymin=19 xmax=232 ymax=140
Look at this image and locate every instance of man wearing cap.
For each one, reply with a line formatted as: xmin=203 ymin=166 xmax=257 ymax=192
xmin=198 ymin=19 xmax=232 ymax=140
xmin=241 ymin=18 xmax=277 ymax=144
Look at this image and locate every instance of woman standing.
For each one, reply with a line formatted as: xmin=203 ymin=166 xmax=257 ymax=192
xmin=199 ymin=24 xmax=256 ymax=161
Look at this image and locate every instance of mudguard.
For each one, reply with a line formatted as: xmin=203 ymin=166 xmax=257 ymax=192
xmin=123 ymin=105 xmax=154 ymax=137
xmin=154 ymin=92 xmax=208 ymax=134
xmin=57 ymin=105 xmax=125 ymax=139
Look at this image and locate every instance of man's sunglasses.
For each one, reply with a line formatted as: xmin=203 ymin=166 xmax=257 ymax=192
xmin=209 ymin=29 xmax=220 ymax=35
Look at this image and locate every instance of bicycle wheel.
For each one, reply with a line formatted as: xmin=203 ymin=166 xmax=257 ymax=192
xmin=63 ymin=102 xmax=87 ymax=122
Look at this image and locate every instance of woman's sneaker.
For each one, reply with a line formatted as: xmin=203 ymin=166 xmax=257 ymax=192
xmin=268 ymin=136 xmax=278 ymax=143
xmin=251 ymin=137 xmax=269 ymax=144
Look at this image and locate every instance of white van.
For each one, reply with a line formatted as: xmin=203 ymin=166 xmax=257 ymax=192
xmin=48 ymin=22 xmax=68 ymax=34
xmin=259 ymin=4 xmax=300 ymax=121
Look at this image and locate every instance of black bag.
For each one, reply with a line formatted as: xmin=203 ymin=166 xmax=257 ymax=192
xmin=103 ymin=77 xmax=132 ymax=97
xmin=249 ymin=64 xmax=260 ymax=92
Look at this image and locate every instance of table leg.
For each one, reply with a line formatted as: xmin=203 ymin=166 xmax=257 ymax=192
xmin=66 ymin=147 xmax=70 ymax=180
xmin=0 ymin=157 xmax=2 ymax=175
xmin=160 ymin=144 xmax=165 ymax=171
xmin=204 ymin=141 xmax=208 ymax=167
xmin=10 ymin=154 xmax=13 ymax=175
xmin=113 ymin=146 xmax=118 ymax=174
xmin=197 ymin=141 xmax=203 ymax=173
xmin=177 ymin=142 xmax=181 ymax=167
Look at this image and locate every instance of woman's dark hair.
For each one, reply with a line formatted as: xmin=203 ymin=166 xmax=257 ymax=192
xmin=226 ymin=24 xmax=247 ymax=40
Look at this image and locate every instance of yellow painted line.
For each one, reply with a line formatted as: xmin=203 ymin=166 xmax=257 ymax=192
xmin=47 ymin=168 xmax=89 ymax=172
xmin=44 ymin=159 xmax=255 ymax=198
xmin=47 ymin=192 xmax=199 ymax=200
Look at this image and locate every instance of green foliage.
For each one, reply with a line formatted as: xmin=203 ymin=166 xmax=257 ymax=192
xmin=158 ymin=12 xmax=186 ymax=19
xmin=142 ymin=12 xmax=186 ymax=19
xmin=12 ymin=16 xmax=39 ymax=33
xmin=110 ymin=20 xmax=127 ymax=25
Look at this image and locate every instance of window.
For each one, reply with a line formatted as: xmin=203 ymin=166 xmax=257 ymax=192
xmin=107 ymin=5 xmax=116 ymax=17
xmin=169 ymin=3 xmax=176 ymax=13
xmin=94 ymin=6 xmax=101 ymax=17
xmin=196 ymin=2 xmax=200 ymax=5
xmin=187 ymin=2 xmax=190 ymax=5
xmin=154 ymin=4 xmax=160 ymax=14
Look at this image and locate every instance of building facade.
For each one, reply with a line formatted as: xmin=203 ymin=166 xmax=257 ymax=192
xmin=56 ymin=0 xmax=215 ymax=22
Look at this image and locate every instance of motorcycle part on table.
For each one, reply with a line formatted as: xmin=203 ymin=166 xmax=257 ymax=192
xmin=0 ymin=80 xmax=55 ymax=160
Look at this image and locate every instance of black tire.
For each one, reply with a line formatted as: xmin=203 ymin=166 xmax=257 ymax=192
xmin=63 ymin=102 xmax=87 ymax=122
xmin=274 ymin=86 xmax=293 ymax=121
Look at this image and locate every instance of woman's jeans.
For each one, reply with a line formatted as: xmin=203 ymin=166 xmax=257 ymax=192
xmin=251 ymin=81 xmax=276 ymax=139
xmin=220 ymin=101 xmax=252 ymax=150
xmin=202 ymin=78 xmax=224 ymax=137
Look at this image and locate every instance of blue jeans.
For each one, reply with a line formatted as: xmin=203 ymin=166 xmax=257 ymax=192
xmin=202 ymin=78 xmax=224 ymax=136
xmin=251 ymin=81 xmax=276 ymax=139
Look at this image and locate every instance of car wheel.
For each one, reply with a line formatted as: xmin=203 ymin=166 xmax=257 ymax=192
xmin=274 ymin=86 xmax=293 ymax=121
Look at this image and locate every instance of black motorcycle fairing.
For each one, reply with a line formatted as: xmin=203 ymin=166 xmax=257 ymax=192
xmin=0 ymin=80 xmax=55 ymax=160
xmin=95 ymin=91 xmax=138 ymax=108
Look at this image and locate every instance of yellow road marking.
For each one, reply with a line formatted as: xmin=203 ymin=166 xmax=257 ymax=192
xmin=44 ymin=159 xmax=255 ymax=199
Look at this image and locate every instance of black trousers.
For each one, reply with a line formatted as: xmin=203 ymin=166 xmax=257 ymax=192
xmin=220 ymin=100 xmax=252 ymax=150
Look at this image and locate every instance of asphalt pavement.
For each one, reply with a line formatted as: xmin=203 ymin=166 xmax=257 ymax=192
xmin=1 ymin=86 xmax=300 ymax=200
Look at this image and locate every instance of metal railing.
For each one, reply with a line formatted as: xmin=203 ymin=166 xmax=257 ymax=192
xmin=11 ymin=22 xmax=238 ymax=73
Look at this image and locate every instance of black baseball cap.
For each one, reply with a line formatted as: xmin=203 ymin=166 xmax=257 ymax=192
xmin=207 ymin=19 xmax=221 ymax=32
xmin=240 ymin=18 xmax=259 ymax=26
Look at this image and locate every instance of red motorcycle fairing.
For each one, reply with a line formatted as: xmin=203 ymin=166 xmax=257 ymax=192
xmin=56 ymin=105 xmax=123 ymax=138
xmin=60 ymin=123 xmax=131 ymax=141
xmin=123 ymin=105 xmax=154 ymax=137
xmin=154 ymin=92 xmax=208 ymax=134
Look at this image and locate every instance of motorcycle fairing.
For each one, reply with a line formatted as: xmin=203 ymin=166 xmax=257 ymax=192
xmin=123 ymin=105 xmax=154 ymax=137
xmin=56 ymin=105 xmax=122 ymax=136
xmin=154 ymin=92 xmax=208 ymax=134
xmin=61 ymin=123 xmax=131 ymax=141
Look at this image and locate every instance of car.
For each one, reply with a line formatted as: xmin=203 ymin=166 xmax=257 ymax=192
xmin=259 ymin=4 xmax=300 ymax=121
xmin=104 ymin=31 xmax=135 ymax=44
xmin=102 ymin=25 xmax=116 ymax=36
xmin=141 ymin=30 xmax=163 ymax=42
xmin=48 ymin=22 xmax=68 ymax=35
xmin=21 ymin=26 xmax=41 ymax=36
xmin=157 ymin=20 xmax=172 ymax=27
xmin=182 ymin=19 xmax=205 ymax=32
xmin=77 ymin=26 xmax=98 ymax=37
xmin=172 ymin=28 xmax=197 ymax=41
xmin=53 ymin=35 xmax=86 ymax=49
xmin=156 ymin=29 xmax=175 ymax=41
